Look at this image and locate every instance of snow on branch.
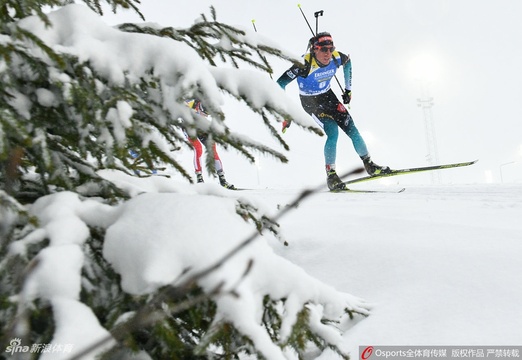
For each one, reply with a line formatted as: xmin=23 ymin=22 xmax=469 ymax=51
xmin=3 ymin=3 xmax=320 ymax=198
xmin=3 ymin=172 xmax=370 ymax=359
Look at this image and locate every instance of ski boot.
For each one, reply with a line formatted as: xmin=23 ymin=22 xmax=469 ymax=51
xmin=362 ymin=155 xmax=391 ymax=176
xmin=218 ymin=171 xmax=236 ymax=190
xmin=326 ymin=170 xmax=347 ymax=191
xmin=196 ymin=172 xmax=204 ymax=183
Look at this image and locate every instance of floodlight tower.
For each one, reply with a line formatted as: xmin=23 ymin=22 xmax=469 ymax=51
xmin=417 ymin=81 xmax=441 ymax=184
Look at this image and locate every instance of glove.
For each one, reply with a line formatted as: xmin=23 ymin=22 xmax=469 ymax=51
xmin=342 ymin=89 xmax=352 ymax=105
xmin=282 ymin=120 xmax=292 ymax=133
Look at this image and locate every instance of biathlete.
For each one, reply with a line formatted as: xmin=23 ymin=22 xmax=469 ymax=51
xmin=185 ymin=99 xmax=235 ymax=189
xmin=276 ymin=32 xmax=391 ymax=190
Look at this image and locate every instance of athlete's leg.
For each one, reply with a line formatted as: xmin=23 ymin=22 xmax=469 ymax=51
xmin=343 ymin=117 xmax=369 ymax=158
xmin=322 ymin=118 xmax=339 ymax=170
xmin=203 ymin=141 xmax=235 ymax=189
xmin=330 ymin=102 xmax=369 ymax=158
xmin=210 ymin=143 xmax=224 ymax=173
xmin=338 ymin=113 xmax=391 ymax=175
xmin=189 ymin=137 xmax=204 ymax=173
xmin=301 ymin=93 xmax=346 ymax=190
xmin=311 ymin=113 xmax=339 ymax=169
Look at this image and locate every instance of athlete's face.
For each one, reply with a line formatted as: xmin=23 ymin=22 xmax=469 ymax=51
xmin=314 ymin=46 xmax=335 ymax=65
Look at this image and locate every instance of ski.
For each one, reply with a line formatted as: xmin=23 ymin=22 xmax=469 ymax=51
xmin=345 ymin=160 xmax=478 ymax=185
xmin=331 ymin=187 xmax=406 ymax=194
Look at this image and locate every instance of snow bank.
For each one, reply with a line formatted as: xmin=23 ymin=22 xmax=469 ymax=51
xmin=11 ymin=168 xmax=369 ymax=359
xmin=103 ymin=184 xmax=369 ymax=359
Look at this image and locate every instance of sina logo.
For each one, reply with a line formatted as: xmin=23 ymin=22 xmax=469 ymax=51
xmin=361 ymin=346 xmax=374 ymax=360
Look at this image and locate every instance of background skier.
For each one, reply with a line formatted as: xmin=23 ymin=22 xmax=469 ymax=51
xmin=185 ymin=99 xmax=236 ymax=189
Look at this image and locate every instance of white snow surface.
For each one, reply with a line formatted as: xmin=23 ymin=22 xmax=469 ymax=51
xmin=16 ymin=171 xmax=522 ymax=359
xmin=270 ymin=183 xmax=522 ymax=353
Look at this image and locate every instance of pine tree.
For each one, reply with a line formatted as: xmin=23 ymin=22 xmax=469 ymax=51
xmin=1 ymin=1 xmax=366 ymax=359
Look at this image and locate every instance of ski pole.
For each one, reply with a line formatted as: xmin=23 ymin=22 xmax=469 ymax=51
xmin=298 ymin=4 xmax=315 ymax=36
xmin=251 ymin=19 xmax=273 ymax=79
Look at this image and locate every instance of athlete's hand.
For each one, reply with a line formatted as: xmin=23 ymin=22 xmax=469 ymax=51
xmin=342 ymin=89 xmax=352 ymax=105
xmin=282 ymin=120 xmax=292 ymax=133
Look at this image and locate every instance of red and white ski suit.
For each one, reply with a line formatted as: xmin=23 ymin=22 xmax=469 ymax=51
xmin=185 ymin=100 xmax=223 ymax=174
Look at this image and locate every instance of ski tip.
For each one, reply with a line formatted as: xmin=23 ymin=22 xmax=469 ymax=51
xmin=460 ymin=159 xmax=479 ymax=166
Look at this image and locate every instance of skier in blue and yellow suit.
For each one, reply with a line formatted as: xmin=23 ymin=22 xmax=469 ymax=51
xmin=277 ymin=32 xmax=390 ymax=191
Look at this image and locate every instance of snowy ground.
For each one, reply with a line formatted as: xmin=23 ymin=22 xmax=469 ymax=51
xmin=249 ymin=183 xmax=522 ymax=357
xmin=17 ymin=177 xmax=521 ymax=360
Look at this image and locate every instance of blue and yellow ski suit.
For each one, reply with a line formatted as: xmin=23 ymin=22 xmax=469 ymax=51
xmin=277 ymin=50 xmax=370 ymax=170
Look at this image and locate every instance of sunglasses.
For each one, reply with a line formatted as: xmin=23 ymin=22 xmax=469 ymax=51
xmin=316 ymin=46 xmax=336 ymax=53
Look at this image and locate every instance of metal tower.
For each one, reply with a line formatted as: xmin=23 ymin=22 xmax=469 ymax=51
xmin=417 ymin=81 xmax=441 ymax=184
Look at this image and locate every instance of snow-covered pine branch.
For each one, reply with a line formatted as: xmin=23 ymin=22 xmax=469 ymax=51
xmin=3 ymin=174 xmax=370 ymax=359
xmin=1 ymin=3 xmax=317 ymax=203
xmin=1 ymin=2 xmax=368 ymax=359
